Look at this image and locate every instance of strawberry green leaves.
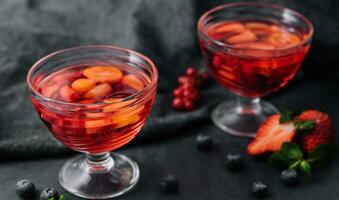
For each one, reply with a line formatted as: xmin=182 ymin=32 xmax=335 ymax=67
xmin=279 ymin=110 xmax=294 ymax=124
xmin=269 ymin=142 xmax=336 ymax=179
xmin=294 ymin=120 xmax=315 ymax=131
xmin=279 ymin=109 xmax=315 ymax=131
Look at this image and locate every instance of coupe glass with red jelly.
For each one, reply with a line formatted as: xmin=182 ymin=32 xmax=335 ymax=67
xmin=198 ymin=3 xmax=313 ymax=137
xmin=27 ymin=46 xmax=158 ymax=199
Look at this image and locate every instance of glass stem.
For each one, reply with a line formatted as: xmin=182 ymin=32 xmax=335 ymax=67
xmin=236 ymin=97 xmax=261 ymax=114
xmin=86 ymin=152 xmax=114 ymax=172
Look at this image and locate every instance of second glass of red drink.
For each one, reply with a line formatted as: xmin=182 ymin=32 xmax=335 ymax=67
xmin=198 ymin=3 xmax=313 ymax=137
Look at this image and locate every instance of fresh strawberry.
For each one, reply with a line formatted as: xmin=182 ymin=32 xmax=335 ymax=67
xmin=247 ymin=114 xmax=296 ymax=155
xmin=295 ymin=110 xmax=335 ymax=153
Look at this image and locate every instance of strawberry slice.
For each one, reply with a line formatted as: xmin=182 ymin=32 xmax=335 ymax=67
xmin=266 ymin=32 xmax=301 ymax=48
xmin=122 ymin=74 xmax=145 ymax=91
xmin=83 ymin=83 xmax=113 ymax=100
xmin=51 ymin=70 xmax=82 ymax=83
xmin=209 ymin=22 xmax=246 ymax=34
xmin=59 ymin=85 xmax=80 ymax=102
xmin=41 ymin=85 xmax=60 ymax=98
xmin=227 ymin=30 xmax=257 ymax=44
xmin=247 ymin=114 xmax=296 ymax=155
xmin=244 ymin=22 xmax=271 ymax=37
xmin=235 ymin=42 xmax=276 ymax=50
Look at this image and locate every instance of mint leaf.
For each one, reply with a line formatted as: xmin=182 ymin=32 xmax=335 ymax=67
xmin=299 ymin=160 xmax=312 ymax=178
xmin=269 ymin=152 xmax=291 ymax=169
xmin=294 ymin=120 xmax=315 ymax=131
xmin=48 ymin=198 xmax=54 ymax=200
xmin=279 ymin=110 xmax=294 ymax=124
xmin=289 ymin=160 xmax=302 ymax=170
xmin=269 ymin=142 xmax=303 ymax=169
xmin=279 ymin=142 xmax=303 ymax=161
xmin=308 ymin=144 xmax=336 ymax=167
xmin=59 ymin=195 xmax=66 ymax=200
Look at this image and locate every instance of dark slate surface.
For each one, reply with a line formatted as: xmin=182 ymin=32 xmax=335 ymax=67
xmin=0 ymin=0 xmax=339 ymax=199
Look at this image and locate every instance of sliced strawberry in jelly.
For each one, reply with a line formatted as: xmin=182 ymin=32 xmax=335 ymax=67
xmin=32 ymin=73 xmax=44 ymax=89
xmin=83 ymin=83 xmax=113 ymax=100
xmin=84 ymin=118 xmax=112 ymax=129
xmin=54 ymin=116 xmax=84 ymax=128
xmin=209 ymin=22 xmax=246 ymax=34
xmin=111 ymin=83 xmax=137 ymax=97
xmin=269 ymin=25 xmax=285 ymax=33
xmin=215 ymin=69 xmax=236 ymax=81
xmin=114 ymin=115 xmax=140 ymax=129
xmin=41 ymin=85 xmax=60 ymax=98
xmin=40 ymin=112 xmax=55 ymax=123
xmin=233 ymin=42 xmax=275 ymax=58
xmin=103 ymin=98 xmax=137 ymax=112
xmin=59 ymin=85 xmax=80 ymax=102
xmin=44 ymin=79 xmax=70 ymax=89
xmin=267 ymin=32 xmax=301 ymax=48
xmin=41 ymin=79 xmax=70 ymax=99
xmin=111 ymin=105 xmax=145 ymax=128
xmin=48 ymin=103 xmax=81 ymax=112
xmin=122 ymin=74 xmax=144 ymax=91
xmin=71 ymin=78 xmax=97 ymax=94
xmin=78 ymin=99 xmax=96 ymax=104
xmin=111 ymin=105 xmax=144 ymax=120
xmin=51 ymin=70 xmax=82 ymax=83
xmin=227 ymin=31 xmax=257 ymax=44
xmin=212 ymin=55 xmax=224 ymax=67
xmin=244 ymin=22 xmax=271 ymax=29
xmin=86 ymin=127 xmax=104 ymax=135
xmin=235 ymin=42 xmax=276 ymax=50
xmin=244 ymin=22 xmax=271 ymax=37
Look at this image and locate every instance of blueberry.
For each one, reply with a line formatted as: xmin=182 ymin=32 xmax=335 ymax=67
xmin=40 ymin=188 xmax=59 ymax=200
xmin=281 ymin=169 xmax=299 ymax=187
xmin=251 ymin=181 xmax=268 ymax=198
xmin=159 ymin=174 xmax=178 ymax=194
xmin=196 ymin=134 xmax=213 ymax=151
xmin=15 ymin=179 xmax=35 ymax=198
xmin=225 ymin=154 xmax=244 ymax=171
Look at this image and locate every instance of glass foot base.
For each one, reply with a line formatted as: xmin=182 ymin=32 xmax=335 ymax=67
xmin=59 ymin=152 xmax=139 ymax=199
xmin=211 ymin=99 xmax=279 ymax=137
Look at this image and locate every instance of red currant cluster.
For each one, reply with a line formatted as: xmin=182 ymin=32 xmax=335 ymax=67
xmin=172 ymin=67 xmax=209 ymax=111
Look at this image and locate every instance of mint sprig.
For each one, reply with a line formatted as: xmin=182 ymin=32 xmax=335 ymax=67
xmin=269 ymin=142 xmax=336 ymax=178
xmin=299 ymin=160 xmax=312 ymax=179
xmin=49 ymin=195 xmax=65 ymax=200
xmin=309 ymin=144 xmax=336 ymax=167
xmin=269 ymin=143 xmax=303 ymax=169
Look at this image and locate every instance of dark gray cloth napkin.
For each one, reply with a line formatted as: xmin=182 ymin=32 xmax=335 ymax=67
xmin=0 ymin=0 xmax=338 ymax=160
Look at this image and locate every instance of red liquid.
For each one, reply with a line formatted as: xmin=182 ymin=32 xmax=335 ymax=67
xmin=199 ymin=20 xmax=310 ymax=98
xmin=31 ymin=65 xmax=156 ymax=154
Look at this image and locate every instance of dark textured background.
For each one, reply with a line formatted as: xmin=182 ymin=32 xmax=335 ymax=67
xmin=0 ymin=0 xmax=339 ymax=199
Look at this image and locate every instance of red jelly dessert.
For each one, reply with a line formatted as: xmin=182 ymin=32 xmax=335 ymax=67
xmin=31 ymin=65 xmax=156 ymax=153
